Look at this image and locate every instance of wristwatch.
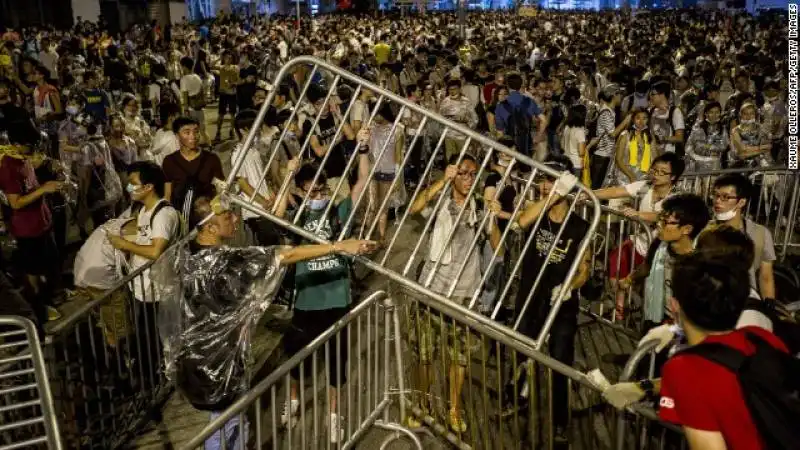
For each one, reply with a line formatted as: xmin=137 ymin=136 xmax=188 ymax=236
xmin=637 ymin=379 xmax=655 ymax=400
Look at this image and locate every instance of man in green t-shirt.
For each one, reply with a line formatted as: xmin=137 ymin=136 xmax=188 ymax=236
xmin=273 ymin=127 xmax=372 ymax=443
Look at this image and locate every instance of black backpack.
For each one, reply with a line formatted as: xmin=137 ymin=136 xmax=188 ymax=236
xmin=157 ymin=80 xmax=180 ymax=107
xmin=680 ymin=331 xmax=800 ymax=449
xmin=499 ymin=96 xmax=534 ymax=155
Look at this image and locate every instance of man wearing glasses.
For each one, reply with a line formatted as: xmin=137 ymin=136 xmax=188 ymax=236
xmin=710 ymin=173 xmax=776 ymax=302
xmin=591 ymin=152 xmax=685 ymax=320
xmin=407 ymin=153 xmax=503 ymax=433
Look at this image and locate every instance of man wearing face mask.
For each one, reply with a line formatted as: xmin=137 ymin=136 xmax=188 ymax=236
xmin=709 ymin=174 xmax=776 ymax=302
xmin=271 ymin=126 xmax=374 ymax=442
xmin=108 ymin=161 xmax=180 ymax=304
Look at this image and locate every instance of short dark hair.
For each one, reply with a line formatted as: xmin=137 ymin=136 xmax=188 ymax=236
xmin=652 ymin=152 xmax=685 ymax=183
xmin=158 ymin=102 xmax=180 ymax=127
xmin=180 ymin=56 xmax=194 ymax=70
xmin=172 ymin=116 xmax=200 ymax=134
xmin=294 ymin=163 xmax=327 ymax=189
xmin=650 ymin=81 xmax=671 ymax=99
xmin=713 ymin=173 xmax=752 ymax=200
xmin=129 ymin=161 xmax=167 ymax=198
xmin=506 ymin=73 xmax=523 ymax=91
xmin=447 ymin=152 xmax=477 ymax=167
xmin=234 ymin=109 xmax=258 ymax=137
xmin=661 ymin=194 xmax=711 ymax=238
xmin=696 ymin=225 xmax=755 ymax=271
xmin=672 ymin=250 xmax=749 ymax=332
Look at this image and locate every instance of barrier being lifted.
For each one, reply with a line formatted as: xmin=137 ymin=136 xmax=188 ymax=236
xmin=180 ymin=56 xmax=610 ymax=449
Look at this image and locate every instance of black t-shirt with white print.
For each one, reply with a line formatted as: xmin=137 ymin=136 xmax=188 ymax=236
xmin=515 ymin=209 xmax=589 ymax=338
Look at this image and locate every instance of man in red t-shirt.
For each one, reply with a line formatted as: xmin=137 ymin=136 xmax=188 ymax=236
xmin=658 ymin=251 xmax=787 ymax=450
xmin=0 ymin=134 xmax=64 ymax=324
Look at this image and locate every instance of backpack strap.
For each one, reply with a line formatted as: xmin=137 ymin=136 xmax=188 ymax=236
xmin=679 ymin=340 xmax=747 ymax=372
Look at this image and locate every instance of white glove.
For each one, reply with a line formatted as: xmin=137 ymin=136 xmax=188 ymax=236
xmin=603 ymin=382 xmax=646 ymax=410
xmin=550 ymin=284 xmax=572 ymax=305
xmin=638 ymin=324 xmax=676 ymax=353
xmin=553 ymin=173 xmax=578 ymax=197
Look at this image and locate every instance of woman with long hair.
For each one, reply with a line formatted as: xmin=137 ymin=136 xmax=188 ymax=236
xmin=615 ymin=108 xmax=660 ymax=184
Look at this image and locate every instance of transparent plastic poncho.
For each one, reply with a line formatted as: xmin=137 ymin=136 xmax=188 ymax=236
xmin=151 ymin=242 xmax=288 ymax=411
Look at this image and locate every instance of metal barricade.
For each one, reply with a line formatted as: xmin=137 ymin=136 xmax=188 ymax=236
xmin=179 ymin=56 xmax=627 ymax=450
xmin=678 ymin=167 xmax=800 ymax=261
xmin=45 ymin=261 xmax=169 ymax=449
xmin=225 ymin=55 xmax=602 ymax=349
xmin=614 ymin=341 xmax=685 ymax=450
xmin=577 ymin=205 xmax=654 ymax=335
xmin=0 ymin=316 xmax=61 ymax=450
xmin=180 ymin=290 xmax=420 ymax=450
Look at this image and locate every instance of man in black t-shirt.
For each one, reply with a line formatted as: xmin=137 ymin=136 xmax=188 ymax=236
xmin=512 ymin=156 xmax=590 ymax=444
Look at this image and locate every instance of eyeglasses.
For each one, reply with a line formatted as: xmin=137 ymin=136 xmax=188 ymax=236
xmin=458 ymin=171 xmax=477 ymax=180
xmin=657 ymin=214 xmax=681 ymax=227
xmin=306 ymin=185 xmax=330 ymax=198
xmin=711 ymin=192 xmax=739 ymax=202
xmin=650 ymin=169 xmax=672 ymax=176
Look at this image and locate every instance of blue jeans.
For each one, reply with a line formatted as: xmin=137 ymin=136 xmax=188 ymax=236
xmin=204 ymin=411 xmax=249 ymax=450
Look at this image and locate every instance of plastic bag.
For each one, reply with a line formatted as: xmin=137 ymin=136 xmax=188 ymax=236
xmin=151 ymin=243 xmax=288 ymax=411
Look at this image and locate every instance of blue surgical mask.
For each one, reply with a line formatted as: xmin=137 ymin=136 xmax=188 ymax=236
xmin=66 ymin=106 xmax=79 ymax=116
xmin=308 ymin=198 xmax=329 ymax=211
xmin=126 ymin=183 xmax=141 ymax=194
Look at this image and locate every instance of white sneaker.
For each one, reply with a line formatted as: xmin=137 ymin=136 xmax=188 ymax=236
xmin=281 ymin=399 xmax=299 ymax=426
xmin=329 ymin=413 xmax=344 ymax=444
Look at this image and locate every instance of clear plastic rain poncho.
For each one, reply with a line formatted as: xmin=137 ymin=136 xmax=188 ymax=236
xmin=151 ymin=242 xmax=287 ymax=411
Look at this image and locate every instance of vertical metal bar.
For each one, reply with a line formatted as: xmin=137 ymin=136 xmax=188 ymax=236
xmin=300 ymin=360 xmax=306 ymax=450
xmin=346 ymin=322 xmax=352 ymax=440
xmin=313 ymin=348 xmax=319 ymax=449
xmin=271 ymin=386 xmax=278 ymax=450
xmin=255 ymin=394 xmax=262 ymax=449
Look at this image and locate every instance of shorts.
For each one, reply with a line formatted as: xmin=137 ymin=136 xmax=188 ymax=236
xmin=284 ymin=307 xmax=350 ymax=387
xmin=409 ymin=296 xmax=476 ymax=367
xmin=373 ymin=172 xmax=395 ymax=182
xmin=608 ymin=239 xmax=645 ymax=280
xmin=14 ymin=233 xmax=58 ymax=276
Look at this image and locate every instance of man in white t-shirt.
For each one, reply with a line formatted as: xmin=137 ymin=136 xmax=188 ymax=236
xmin=107 ymin=161 xmax=180 ymax=303
xmin=231 ymin=110 xmax=279 ymax=246
xmin=591 ymin=153 xmax=685 ymax=320
xmin=179 ymin=56 xmax=209 ymax=144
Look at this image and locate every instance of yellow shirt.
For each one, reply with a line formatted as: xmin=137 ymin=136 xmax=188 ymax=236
xmin=374 ymin=42 xmax=391 ymax=65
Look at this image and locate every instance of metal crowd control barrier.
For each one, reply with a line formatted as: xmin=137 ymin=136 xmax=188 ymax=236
xmin=576 ymin=204 xmax=654 ymax=335
xmin=614 ymin=341 xmax=685 ymax=450
xmin=181 ymin=290 xmax=424 ymax=450
xmin=0 ymin=316 xmax=61 ymax=450
xmin=225 ymin=55 xmax=602 ymax=349
xmin=678 ymin=166 xmax=800 ymax=261
xmin=45 ymin=261 xmax=169 ymax=449
xmin=184 ymin=56 xmax=614 ymax=450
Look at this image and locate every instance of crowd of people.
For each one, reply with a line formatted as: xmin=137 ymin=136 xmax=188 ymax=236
xmin=0 ymin=7 xmax=796 ymax=450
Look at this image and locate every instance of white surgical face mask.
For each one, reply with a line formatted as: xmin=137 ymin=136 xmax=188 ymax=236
xmin=66 ymin=106 xmax=79 ymax=116
xmin=740 ymin=118 xmax=756 ymax=125
xmin=715 ymin=209 xmax=737 ymax=221
xmin=309 ymin=198 xmax=329 ymax=211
